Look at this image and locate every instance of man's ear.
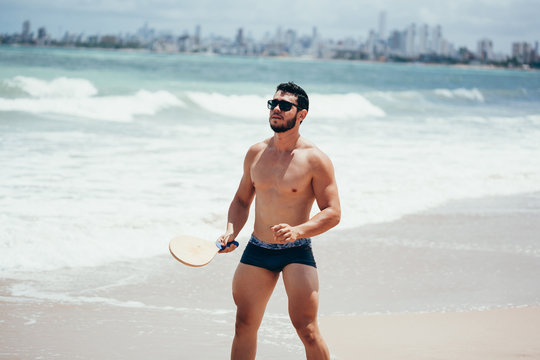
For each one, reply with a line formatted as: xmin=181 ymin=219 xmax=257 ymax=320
xmin=298 ymin=109 xmax=308 ymax=123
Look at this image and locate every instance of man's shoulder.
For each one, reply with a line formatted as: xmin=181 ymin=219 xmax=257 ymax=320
xmin=295 ymin=139 xmax=334 ymax=175
xmin=247 ymin=139 xmax=270 ymax=153
xmin=244 ymin=139 xmax=270 ymax=162
xmin=298 ymin=138 xmax=330 ymax=161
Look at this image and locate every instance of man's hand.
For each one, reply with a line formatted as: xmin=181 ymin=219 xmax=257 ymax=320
xmin=217 ymin=232 xmax=238 ymax=253
xmin=271 ymin=224 xmax=300 ymax=243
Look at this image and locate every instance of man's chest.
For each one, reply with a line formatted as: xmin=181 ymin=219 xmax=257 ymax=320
xmin=251 ymin=152 xmax=312 ymax=194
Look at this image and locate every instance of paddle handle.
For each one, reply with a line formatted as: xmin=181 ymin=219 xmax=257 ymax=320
xmin=216 ymin=240 xmax=239 ymax=251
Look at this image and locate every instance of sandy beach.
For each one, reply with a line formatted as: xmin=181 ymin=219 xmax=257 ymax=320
xmin=3 ymin=301 xmax=539 ymax=360
xmin=321 ymin=306 xmax=540 ymax=360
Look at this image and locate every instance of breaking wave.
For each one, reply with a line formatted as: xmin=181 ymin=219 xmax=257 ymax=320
xmin=186 ymin=91 xmax=386 ymax=119
xmin=1 ymin=76 xmax=185 ymax=121
xmin=434 ymin=88 xmax=485 ymax=102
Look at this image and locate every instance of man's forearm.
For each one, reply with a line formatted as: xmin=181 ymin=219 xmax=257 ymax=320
xmin=226 ymin=198 xmax=251 ymax=239
xmin=295 ymin=206 xmax=341 ymax=239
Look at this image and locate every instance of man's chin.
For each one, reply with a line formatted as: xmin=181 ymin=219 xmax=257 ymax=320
xmin=270 ymin=124 xmax=293 ymax=133
xmin=270 ymin=119 xmax=296 ymax=133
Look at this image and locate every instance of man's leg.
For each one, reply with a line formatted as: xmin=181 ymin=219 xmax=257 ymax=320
xmin=231 ymin=263 xmax=279 ymax=360
xmin=282 ymin=263 xmax=330 ymax=360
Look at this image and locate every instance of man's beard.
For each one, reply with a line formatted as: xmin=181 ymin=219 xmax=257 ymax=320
xmin=270 ymin=116 xmax=296 ymax=133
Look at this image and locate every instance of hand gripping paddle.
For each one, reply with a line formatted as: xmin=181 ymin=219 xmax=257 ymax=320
xmin=169 ymin=235 xmax=239 ymax=267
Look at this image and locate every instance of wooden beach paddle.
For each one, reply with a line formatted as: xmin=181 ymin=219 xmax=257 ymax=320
xmin=169 ymin=235 xmax=239 ymax=267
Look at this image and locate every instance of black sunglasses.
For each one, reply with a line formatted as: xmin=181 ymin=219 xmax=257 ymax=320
xmin=267 ymin=99 xmax=300 ymax=111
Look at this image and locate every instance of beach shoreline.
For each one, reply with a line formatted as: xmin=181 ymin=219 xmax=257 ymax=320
xmin=2 ymin=192 xmax=539 ymax=359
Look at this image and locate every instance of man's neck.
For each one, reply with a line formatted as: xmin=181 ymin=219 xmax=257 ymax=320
xmin=272 ymin=130 xmax=300 ymax=152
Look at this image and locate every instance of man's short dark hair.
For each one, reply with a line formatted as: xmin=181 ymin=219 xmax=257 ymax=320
xmin=276 ymin=82 xmax=309 ymax=111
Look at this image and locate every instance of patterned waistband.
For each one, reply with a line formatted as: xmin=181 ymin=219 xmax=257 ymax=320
xmin=249 ymin=234 xmax=312 ymax=250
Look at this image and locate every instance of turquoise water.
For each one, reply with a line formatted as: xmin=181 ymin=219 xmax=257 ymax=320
xmin=2 ymin=46 xmax=539 ymax=96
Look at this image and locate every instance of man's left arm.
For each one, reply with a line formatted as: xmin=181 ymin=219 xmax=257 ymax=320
xmin=272 ymin=151 xmax=341 ymax=242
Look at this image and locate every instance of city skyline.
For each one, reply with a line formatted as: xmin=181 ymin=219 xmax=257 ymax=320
xmin=1 ymin=0 xmax=539 ymax=54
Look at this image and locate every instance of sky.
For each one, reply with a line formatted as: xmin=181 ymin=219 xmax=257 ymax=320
xmin=1 ymin=0 xmax=539 ymax=54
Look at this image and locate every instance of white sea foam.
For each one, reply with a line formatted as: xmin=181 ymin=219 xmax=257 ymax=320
xmin=5 ymin=76 xmax=98 ymax=98
xmin=434 ymin=88 xmax=485 ymax=102
xmin=3 ymin=123 xmax=539 ymax=275
xmin=8 ymin=283 xmax=235 ymax=316
xmin=186 ymin=91 xmax=385 ymax=119
xmin=367 ymin=90 xmax=427 ymax=103
xmin=186 ymin=92 xmax=267 ymax=119
xmin=336 ymin=151 xmax=540 ymax=229
xmin=2 ymin=111 xmax=540 ymax=274
xmin=309 ymin=93 xmax=386 ymax=118
xmin=1 ymin=76 xmax=185 ymax=121
xmin=0 ymin=206 xmax=222 ymax=274
xmin=526 ymin=114 xmax=540 ymax=125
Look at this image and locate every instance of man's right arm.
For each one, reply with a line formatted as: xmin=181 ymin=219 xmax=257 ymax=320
xmin=218 ymin=145 xmax=258 ymax=252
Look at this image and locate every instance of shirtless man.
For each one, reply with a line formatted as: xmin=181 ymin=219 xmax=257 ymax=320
xmin=218 ymin=82 xmax=341 ymax=360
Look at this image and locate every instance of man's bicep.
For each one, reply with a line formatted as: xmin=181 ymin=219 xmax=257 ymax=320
xmin=235 ymin=171 xmax=255 ymax=206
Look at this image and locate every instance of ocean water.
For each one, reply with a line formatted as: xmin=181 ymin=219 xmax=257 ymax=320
xmin=1 ymin=46 xmax=539 ymax=274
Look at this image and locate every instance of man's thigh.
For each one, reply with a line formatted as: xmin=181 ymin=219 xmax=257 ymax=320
xmin=282 ymin=263 xmax=320 ymax=325
xmin=232 ymin=263 xmax=280 ymax=324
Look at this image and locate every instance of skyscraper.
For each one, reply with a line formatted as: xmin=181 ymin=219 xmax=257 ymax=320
xmin=22 ymin=20 xmax=31 ymax=42
xmin=36 ymin=27 xmax=49 ymax=45
xmin=378 ymin=11 xmax=387 ymax=41
xmin=431 ymin=25 xmax=442 ymax=54
xmin=367 ymin=29 xmax=376 ymax=58
xmin=236 ymin=28 xmax=244 ymax=46
xmin=477 ymin=39 xmax=494 ymax=61
xmin=513 ymin=42 xmax=533 ymax=63
xmin=405 ymin=23 xmax=416 ymax=56
xmin=194 ymin=25 xmax=201 ymax=46
xmin=418 ymin=24 xmax=429 ymax=55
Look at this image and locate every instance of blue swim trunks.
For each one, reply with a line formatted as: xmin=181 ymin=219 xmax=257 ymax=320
xmin=240 ymin=234 xmax=317 ymax=272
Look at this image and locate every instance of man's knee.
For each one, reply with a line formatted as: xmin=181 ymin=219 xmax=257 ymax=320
xmin=234 ymin=311 xmax=261 ymax=336
xmin=292 ymin=319 xmax=320 ymax=345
